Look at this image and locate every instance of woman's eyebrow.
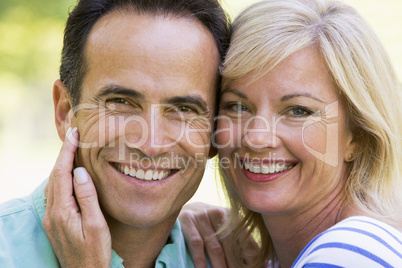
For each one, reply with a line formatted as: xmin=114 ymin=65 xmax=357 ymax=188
xmin=221 ymin=89 xmax=248 ymax=100
xmin=281 ymin=93 xmax=325 ymax=103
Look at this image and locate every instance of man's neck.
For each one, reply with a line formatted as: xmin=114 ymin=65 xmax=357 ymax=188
xmin=106 ymin=214 xmax=178 ymax=268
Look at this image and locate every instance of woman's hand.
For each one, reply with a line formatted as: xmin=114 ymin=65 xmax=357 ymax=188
xmin=179 ymin=202 xmax=261 ymax=268
xmin=179 ymin=202 xmax=231 ymax=268
xmin=42 ymin=127 xmax=112 ymax=268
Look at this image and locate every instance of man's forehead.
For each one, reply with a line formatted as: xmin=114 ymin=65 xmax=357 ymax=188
xmin=79 ymin=11 xmax=219 ymax=106
xmin=87 ymin=11 xmax=215 ymax=53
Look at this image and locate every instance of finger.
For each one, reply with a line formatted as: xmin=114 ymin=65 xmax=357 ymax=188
xmin=235 ymin=227 xmax=260 ymax=267
xmin=44 ymin=174 xmax=54 ymax=211
xmin=53 ymin=127 xmax=79 ymax=206
xmin=54 ymin=127 xmax=79 ymax=173
xmin=195 ymin=214 xmax=227 ymax=268
xmin=206 ymin=208 xmax=233 ymax=267
xmin=72 ymin=169 xmax=112 ymax=266
xmin=45 ymin=127 xmax=78 ymax=211
xmin=180 ymin=214 xmax=208 ymax=268
xmin=73 ymin=168 xmax=106 ymax=226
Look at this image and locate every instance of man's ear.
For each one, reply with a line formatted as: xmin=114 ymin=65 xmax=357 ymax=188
xmin=53 ymin=79 xmax=73 ymax=142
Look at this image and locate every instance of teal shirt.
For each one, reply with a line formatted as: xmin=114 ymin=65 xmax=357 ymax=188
xmin=0 ymin=180 xmax=194 ymax=268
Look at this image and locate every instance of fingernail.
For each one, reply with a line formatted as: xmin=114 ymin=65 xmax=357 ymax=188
xmin=71 ymin=127 xmax=78 ymax=139
xmin=65 ymin=127 xmax=72 ymax=139
xmin=74 ymin=167 xmax=89 ymax=184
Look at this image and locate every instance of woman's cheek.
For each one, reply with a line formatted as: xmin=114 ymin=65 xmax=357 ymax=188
xmin=294 ymin=119 xmax=340 ymax=167
xmin=216 ymin=117 xmax=243 ymax=152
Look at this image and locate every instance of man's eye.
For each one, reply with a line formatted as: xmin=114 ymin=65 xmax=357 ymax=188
xmin=287 ymin=106 xmax=313 ymax=117
xmin=106 ymin=98 xmax=129 ymax=105
xmin=175 ymin=105 xmax=196 ymax=113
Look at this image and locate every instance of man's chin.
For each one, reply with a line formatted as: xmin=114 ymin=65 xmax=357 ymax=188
xmin=103 ymin=205 xmax=179 ymax=231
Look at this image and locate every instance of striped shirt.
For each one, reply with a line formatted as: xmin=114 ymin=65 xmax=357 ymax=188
xmin=292 ymin=216 xmax=402 ymax=268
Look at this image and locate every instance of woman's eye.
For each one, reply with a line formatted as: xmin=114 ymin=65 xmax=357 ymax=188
xmin=287 ymin=106 xmax=313 ymax=117
xmin=224 ymin=102 xmax=249 ymax=113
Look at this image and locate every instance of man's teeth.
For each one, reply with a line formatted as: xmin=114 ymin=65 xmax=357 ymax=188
xmin=116 ymin=164 xmax=171 ymax=181
xmin=244 ymin=162 xmax=293 ymax=174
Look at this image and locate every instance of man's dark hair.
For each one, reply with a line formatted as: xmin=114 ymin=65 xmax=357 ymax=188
xmin=60 ymin=0 xmax=230 ymax=107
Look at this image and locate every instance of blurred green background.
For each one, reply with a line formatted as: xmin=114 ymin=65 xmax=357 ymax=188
xmin=0 ymin=0 xmax=401 ymax=203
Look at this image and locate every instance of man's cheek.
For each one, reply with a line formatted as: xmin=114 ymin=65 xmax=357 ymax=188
xmin=75 ymin=110 xmax=110 ymax=148
xmin=183 ymin=117 xmax=213 ymax=150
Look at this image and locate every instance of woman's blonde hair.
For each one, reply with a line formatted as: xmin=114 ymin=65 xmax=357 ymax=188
xmin=219 ymin=0 xmax=402 ymax=266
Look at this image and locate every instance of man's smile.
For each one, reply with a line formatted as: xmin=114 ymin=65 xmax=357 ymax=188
xmin=113 ymin=163 xmax=177 ymax=181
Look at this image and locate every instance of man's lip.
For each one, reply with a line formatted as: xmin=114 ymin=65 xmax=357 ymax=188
xmin=111 ymin=162 xmax=180 ymax=181
xmin=111 ymin=162 xmax=177 ymax=171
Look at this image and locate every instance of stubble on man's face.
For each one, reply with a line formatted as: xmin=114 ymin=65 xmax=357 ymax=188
xmin=72 ymin=11 xmax=220 ymax=229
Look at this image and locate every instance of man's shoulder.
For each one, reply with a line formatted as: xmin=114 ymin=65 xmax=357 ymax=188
xmin=0 ymin=194 xmax=41 ymax=245
xmin=0 ymin=182 xmax=59 ymax=267
xmin=0 ymin=196 xmax=32 ymax=218
xmin=293 ymin=216 xmax=402 ymax=267
xmin=0 ymin=180 xmax=46 ymax=223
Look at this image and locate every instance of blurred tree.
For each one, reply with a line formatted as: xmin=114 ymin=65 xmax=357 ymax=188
xmin=0 ymin=0 xmax=75 ymax=80
xmin=0 ymin=0 xmax=74 ymax=20
xmin=0 ymin=0 xmax=76 ymax=202
xmin=0 ymin=0 xmax=400 ymax=204
xmin=0 ymin=0 xmax=75 ymax=142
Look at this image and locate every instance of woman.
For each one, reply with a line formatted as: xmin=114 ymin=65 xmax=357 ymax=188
xmin=181 ymin=0 xmax=402 ymax=267
xmin=45 ymin=0 xmax=402 ymax=267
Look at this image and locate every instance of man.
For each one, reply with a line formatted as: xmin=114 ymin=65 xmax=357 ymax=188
xmin=0 ymin=0 xmax=229 ymax=267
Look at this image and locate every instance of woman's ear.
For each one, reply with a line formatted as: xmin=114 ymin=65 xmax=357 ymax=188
xmin=344 ymin=131 xmax=357 ymax=162
xmin=53 ymin=79 xmax=73 ymax=141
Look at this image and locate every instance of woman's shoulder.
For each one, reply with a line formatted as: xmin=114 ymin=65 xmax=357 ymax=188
xmin=292 ymin=216 xmax=402 ymax=268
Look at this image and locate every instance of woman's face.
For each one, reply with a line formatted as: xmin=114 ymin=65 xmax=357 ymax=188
xmin=216 ymin=46 xmax=355 ymax=216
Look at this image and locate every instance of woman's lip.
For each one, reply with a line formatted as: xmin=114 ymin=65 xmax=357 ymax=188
xmin=242 ymin=167 xmax=293 ymax=183
xmin=238 ymin=157 xmax=298 ymax=165
xmin=238 ymin=156 xmax=298 ymax=183
xmin=238 ymin=158 xmax=297 ymax=173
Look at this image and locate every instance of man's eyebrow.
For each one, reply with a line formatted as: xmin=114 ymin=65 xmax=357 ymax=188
xmin=281 ymin=93 xmax=325 ymax=103
xmin=97 ymin=85 xmax=145 ymax=99
xmin=165 ymin=95 xmax=209 ymax=113
xmin=221 ymin=89 xmax=248 ymax=100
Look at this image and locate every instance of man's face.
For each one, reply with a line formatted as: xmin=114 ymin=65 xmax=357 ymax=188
xmin=71 ymin=12 xmax=219 ymax=228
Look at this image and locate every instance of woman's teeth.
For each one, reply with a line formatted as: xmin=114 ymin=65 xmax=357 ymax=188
xmin=115 ymin=164 xmax=171 ymax=181
xmin=244 ymin=162 xmax=294 ymax=174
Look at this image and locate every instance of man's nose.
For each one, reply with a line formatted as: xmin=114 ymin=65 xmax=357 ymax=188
xmin=124 ymin=110 xmax=179 ymax=157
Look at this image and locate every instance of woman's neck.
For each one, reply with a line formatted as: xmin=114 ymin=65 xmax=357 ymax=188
xmin=262 ymin=186 xmax=359 ymax=268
